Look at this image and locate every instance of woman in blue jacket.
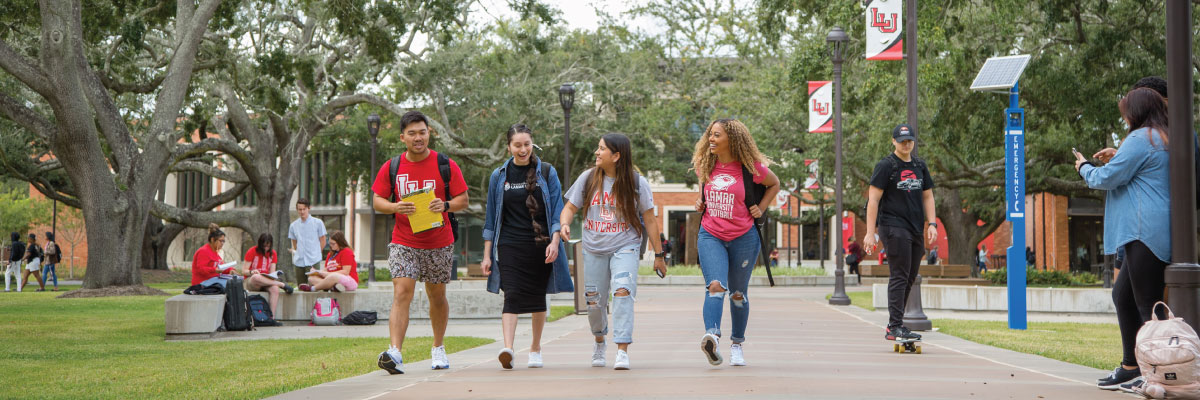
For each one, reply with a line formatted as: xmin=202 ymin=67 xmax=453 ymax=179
xmin=482 ymin=124 xmax=573 ymax=370
xmin=1077 ymin=88 xmax=1172 ymax=390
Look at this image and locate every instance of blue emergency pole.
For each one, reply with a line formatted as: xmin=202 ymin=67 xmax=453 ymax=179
xmin=1005 ymin=82 xmax=1027 ymax=330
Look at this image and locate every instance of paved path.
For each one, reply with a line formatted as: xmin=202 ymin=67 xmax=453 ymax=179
xmin=275 ymin=287 xmax=1135 ymax=400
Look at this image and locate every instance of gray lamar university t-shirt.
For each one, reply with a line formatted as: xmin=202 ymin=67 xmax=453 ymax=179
xmin=564 ymin=169 xmax=655 ymax=255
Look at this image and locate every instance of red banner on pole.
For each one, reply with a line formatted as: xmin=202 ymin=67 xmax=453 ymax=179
xmin=865 ymin=0 xmax=903 ymax=61
xmin=808 ymin=81 xmax=832 ymax=133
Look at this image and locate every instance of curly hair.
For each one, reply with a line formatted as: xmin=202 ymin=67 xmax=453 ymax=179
xmin=690 ymin=119 xmax=771 ymax=185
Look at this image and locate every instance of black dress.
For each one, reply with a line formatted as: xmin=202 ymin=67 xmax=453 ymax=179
xmin=497 ymin=163 xmax=552 ymax=314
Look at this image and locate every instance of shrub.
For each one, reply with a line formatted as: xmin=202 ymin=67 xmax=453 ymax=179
xmin=981 ymin=268 xmax=1099 ymax=286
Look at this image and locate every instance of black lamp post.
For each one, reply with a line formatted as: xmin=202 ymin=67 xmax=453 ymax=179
xmin=1165 ymin=0 xmax=1200 ymax=332
xmin=827 ymin=27 xmax=851 ymax=306
xmin=367 ymin=113 xmax=381 ymax=283
xmin=559 ymin=83 xmax=576 ymax=187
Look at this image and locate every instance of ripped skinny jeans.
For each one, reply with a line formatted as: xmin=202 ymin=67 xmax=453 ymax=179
xmin=697 ymin=225 xmax=759 ymax=344
xmin=583 ymin=244 xmax=641 ymax=344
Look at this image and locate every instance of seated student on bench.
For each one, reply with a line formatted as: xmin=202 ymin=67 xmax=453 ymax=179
xmin=300 ymin=230 xmax=359 ymax=292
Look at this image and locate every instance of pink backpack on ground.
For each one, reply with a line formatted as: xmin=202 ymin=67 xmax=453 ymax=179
xmin=311 ymin=298 xmax=341 ymax=326
xmin=1135 ymin=302 xmax=1200 ymax=399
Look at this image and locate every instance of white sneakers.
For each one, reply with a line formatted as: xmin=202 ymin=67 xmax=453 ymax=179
xmin=527 ymin=351 xmax=543 ymax=368
xmin=614 ymin=350 xmax=631 ymax=370
xmin=431 ymin=345 xmax=450 ymax=370
xmin=729 ymin=343 xmax=745 ymax=366
xmin=498 ymin=348 xmax=514 ymax=369
xmin=377 ymin=345 xmax=404 ymax=375
xmin=591 ymin=341 xmax=607 ymax=367
xmin=701 ymin=333 xmax=722 ymax=365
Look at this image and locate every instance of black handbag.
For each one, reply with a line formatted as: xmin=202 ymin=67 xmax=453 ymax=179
xmin=341 ymin=311 xmax=378 ymax=325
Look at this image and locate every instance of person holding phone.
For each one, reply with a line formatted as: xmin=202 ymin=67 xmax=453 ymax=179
xmin=560 ymin=133 xmax=666 ymax=370
xmin=691 ymin=119 xmax=781 ymax=367
xmin=862 ymin=124 xmax=938 ymax=343
xmin=1079 ymin=87 xmax=1173 ymax=391
xmin=481 ymin=124 xmax=574 ymax=369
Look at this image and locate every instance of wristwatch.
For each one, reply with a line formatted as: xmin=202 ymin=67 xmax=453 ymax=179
xmin=928 ymin=222 xmax=938 ymax=228
xmin=654 ymin=251 xmax=667 ymax=259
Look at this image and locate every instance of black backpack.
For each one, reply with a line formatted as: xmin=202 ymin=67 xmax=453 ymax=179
xmin=700 ymin=165 xmax=774 ymax=286
xmin=222 ymin=277 xmax=254 ymax=331
xmin=341 ymin=310 xmax=378 ymax=325
xmin=247 ymin=294 xmax=275 ymax=325
xmin=389 ymin=152 xmax=460 ymax=242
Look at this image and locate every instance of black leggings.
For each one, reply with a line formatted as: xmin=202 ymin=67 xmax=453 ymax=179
xmin=1112 ymin=240 xmax=1167 ymax=367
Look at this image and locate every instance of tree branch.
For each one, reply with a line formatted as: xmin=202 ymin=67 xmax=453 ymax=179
xmin=152 ymin=200 xmax=258 ymax=233
xmin=171 ymin=160 xmax=250 ymax=184
xmin=0 ymin=91 xmax=56 ymax=140
xmin=0 ymin=38 xmax=54 ymax=98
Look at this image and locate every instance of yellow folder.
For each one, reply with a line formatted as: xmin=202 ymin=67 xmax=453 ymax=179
xmin=402 ymin=188 xmax=445 ymax=234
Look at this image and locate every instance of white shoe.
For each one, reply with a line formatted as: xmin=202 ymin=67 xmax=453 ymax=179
xmin=591 ymin=341 xmax=607 ymax=367
xmin=614 ymin=349 xmax=630 ymax=370
xmin=498 ymin=348 xmax=514 ymax=369
xmin=701 ymin=333 xmax=722 ymax=365
xmin=730 ymin=343 xmax=745 ymax=366
xmin=377 ymin=345 xmax=404 ymax=375
xmin=527 ymin=351 xmax=543 ymax=368
xmin=431 ymin=345 xmax=450 ymax=370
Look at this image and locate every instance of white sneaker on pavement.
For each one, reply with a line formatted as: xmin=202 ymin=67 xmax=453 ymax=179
xmin=701 ymin=333 xmax=722 ymax=366
xmin=431 ymin=345 xmax=450 ymax=370
xmin=730 ymin=343 xmax=745 ymax=366
xmin=614 ymin=349 xmax=630 ymax=370
xmin=527 ymin=351 xmax=543 ymax=368
xmin=377 ymin=345 xmax=404 ymax=375
xmin=498 ymin=348 xmax=514 ymax=369
xmin=591 ymin=341 xmax=607 ymax=367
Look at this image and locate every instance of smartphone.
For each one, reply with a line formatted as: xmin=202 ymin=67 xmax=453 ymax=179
xmin=655 ymin=268 xmax=665 ymax=279
xmin=1071 ymin=147 xmax=1082 ymax=158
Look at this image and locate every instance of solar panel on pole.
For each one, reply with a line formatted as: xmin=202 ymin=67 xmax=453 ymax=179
xmin=969 ymin=55 xmax=1031 ymax=92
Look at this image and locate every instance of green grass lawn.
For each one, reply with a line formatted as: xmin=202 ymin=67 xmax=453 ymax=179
xmin=548 ymin=305 xmax=575 ymax=322
xmin=934 ymin=319 xmax=1121 ymax=370
xmin=827 ymin=291 xmax=875 ymax=311
xmin=639 ymin=265 xmax=826 ymax=277
xmin=0 ymin=290 xmax=491 ymax=399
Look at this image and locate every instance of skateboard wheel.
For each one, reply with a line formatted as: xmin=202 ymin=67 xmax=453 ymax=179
xmin=893 ymin=344 xmax=899 ymax=352
xmin=915 ymin=346 xmax=922 ymax=354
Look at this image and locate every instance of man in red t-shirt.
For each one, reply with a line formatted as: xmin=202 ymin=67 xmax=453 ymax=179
xmin=371 ymin=111 xmax=469 ymax=375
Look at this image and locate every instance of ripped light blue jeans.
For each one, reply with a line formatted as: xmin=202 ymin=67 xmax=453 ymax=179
xmin=697 ymin=225 xmax=759 ymax=344
xmin=584 ymin=244 xmax=640 ymax=344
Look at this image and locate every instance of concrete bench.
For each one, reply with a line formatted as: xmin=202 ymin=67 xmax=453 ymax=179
xmin=164 ymin=294 xmax=225 ymax=336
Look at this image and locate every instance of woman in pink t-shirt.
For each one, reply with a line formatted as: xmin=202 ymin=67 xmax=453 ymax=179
xmin=242 ymin=233 xmax=293 ymax=318
xmin=301 ymin=230 xmax=358 ymax=292
xmin=691 ymin=119 xmax=780 ymax=367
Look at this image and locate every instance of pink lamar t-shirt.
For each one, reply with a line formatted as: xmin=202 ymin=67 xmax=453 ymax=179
xmin=701 ymin=160 xmax=768 ymax=242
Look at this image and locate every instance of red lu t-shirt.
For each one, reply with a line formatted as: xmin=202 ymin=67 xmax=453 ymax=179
xmin=700 ymin=160 xmax=769 ymax=242
xmin=243 ymin=246 xmax=278 ymax=275
xmin=191 ymin=243 xmax=232 ymax=285
xmin=371 ymin=150 xmax=468 ymax=249
xmin=323 ymin=248 xmax=359 ymax=282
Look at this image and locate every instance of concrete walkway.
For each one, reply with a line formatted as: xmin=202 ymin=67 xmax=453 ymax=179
xmin=274 ymin=287 xmax=1135 ymax=400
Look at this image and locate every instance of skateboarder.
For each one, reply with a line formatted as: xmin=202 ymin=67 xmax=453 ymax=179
xmin=862 ymin=124 xmax=938 ymax=343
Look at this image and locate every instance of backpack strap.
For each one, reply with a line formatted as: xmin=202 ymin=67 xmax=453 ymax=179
xmin=387 ymin=155 xmax=402 ymax=202
xmin=540 ymin=162 xmax=551 ymax=184
xmin=437 ymin=152 xmax=453 ymax=201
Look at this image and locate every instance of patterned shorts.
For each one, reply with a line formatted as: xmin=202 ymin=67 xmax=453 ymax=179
xmin=388 ymin=243 xmax=455 ymax=283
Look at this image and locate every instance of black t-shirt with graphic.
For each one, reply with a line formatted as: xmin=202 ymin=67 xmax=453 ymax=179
xmin=869 ymin=154 xmax=935 ymax=237
xmin=498 ymin=163 xmax=548 ymax=245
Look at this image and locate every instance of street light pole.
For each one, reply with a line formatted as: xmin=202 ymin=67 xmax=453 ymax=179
xmin=827 ymin=27 xmax=850 ymax=306
xmin=559 ymin=83 xmax=576 ymax=188
xmin=367 ymin=113 xmax=381 ymax=283
xmin=1164 ymin=0 xmax=1200 ymax=332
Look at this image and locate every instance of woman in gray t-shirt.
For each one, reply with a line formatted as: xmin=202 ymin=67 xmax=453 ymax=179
xmin=560 ymin=133 xmax=667 ymax=370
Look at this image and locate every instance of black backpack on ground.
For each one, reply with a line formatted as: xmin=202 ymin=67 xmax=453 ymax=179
xmin=700 ymin=165 xmax=774 ymax=286
xmin=389 ymin=152 xmax=461 ymax=241
xmin=222 ymin=277 xmax=254 ymax=331
xmin=341 ymin=310 xmax=378 ymax=325
xmin=247 ymin=294 xmax=276 ymax=326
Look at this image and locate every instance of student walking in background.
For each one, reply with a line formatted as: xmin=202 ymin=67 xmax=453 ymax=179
xmin=4 ymin=232 xmax=24 ymax=292
xmin=21 ymin=233 xmax=45 ymax=292
xmin=41 ymin=232 xmax=60 ymax=291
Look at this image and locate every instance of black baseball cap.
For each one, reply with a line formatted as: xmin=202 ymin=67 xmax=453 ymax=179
xmin=892 ymin=124 xmax=916 ymax=142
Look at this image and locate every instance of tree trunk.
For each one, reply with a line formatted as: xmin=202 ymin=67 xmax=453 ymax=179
xmin=936 ymin=187 xmax=1004 ymax=269
xmin=141 ymin=218 xmax=165 ymax=270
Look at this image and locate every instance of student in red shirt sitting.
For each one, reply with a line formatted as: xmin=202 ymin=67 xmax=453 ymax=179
xmin=191 ymin=224 xmax=236 ymax=288
xmin=243 ymin=233 xmax=293 ymax=316
xmin=300 ymin=230 xmax=358 ymax=292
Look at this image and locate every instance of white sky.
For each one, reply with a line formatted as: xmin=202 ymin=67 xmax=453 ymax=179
xmin=471 ymin=0 xmax=663 ymax=34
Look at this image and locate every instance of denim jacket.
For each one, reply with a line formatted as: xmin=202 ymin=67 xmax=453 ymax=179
xmin=1079 ymin=127 xmax=1172 ymax=263
xmin=482 ymin=158 xmax=574 ymax=294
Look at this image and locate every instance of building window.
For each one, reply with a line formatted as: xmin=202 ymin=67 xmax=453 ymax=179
xmin=176 ymin=170 xmax=212 ymax=209
xmin=235 ymin=187 xmax=257 ymax=207
xmin=299 ymin=152 xmax=344 ymax=207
